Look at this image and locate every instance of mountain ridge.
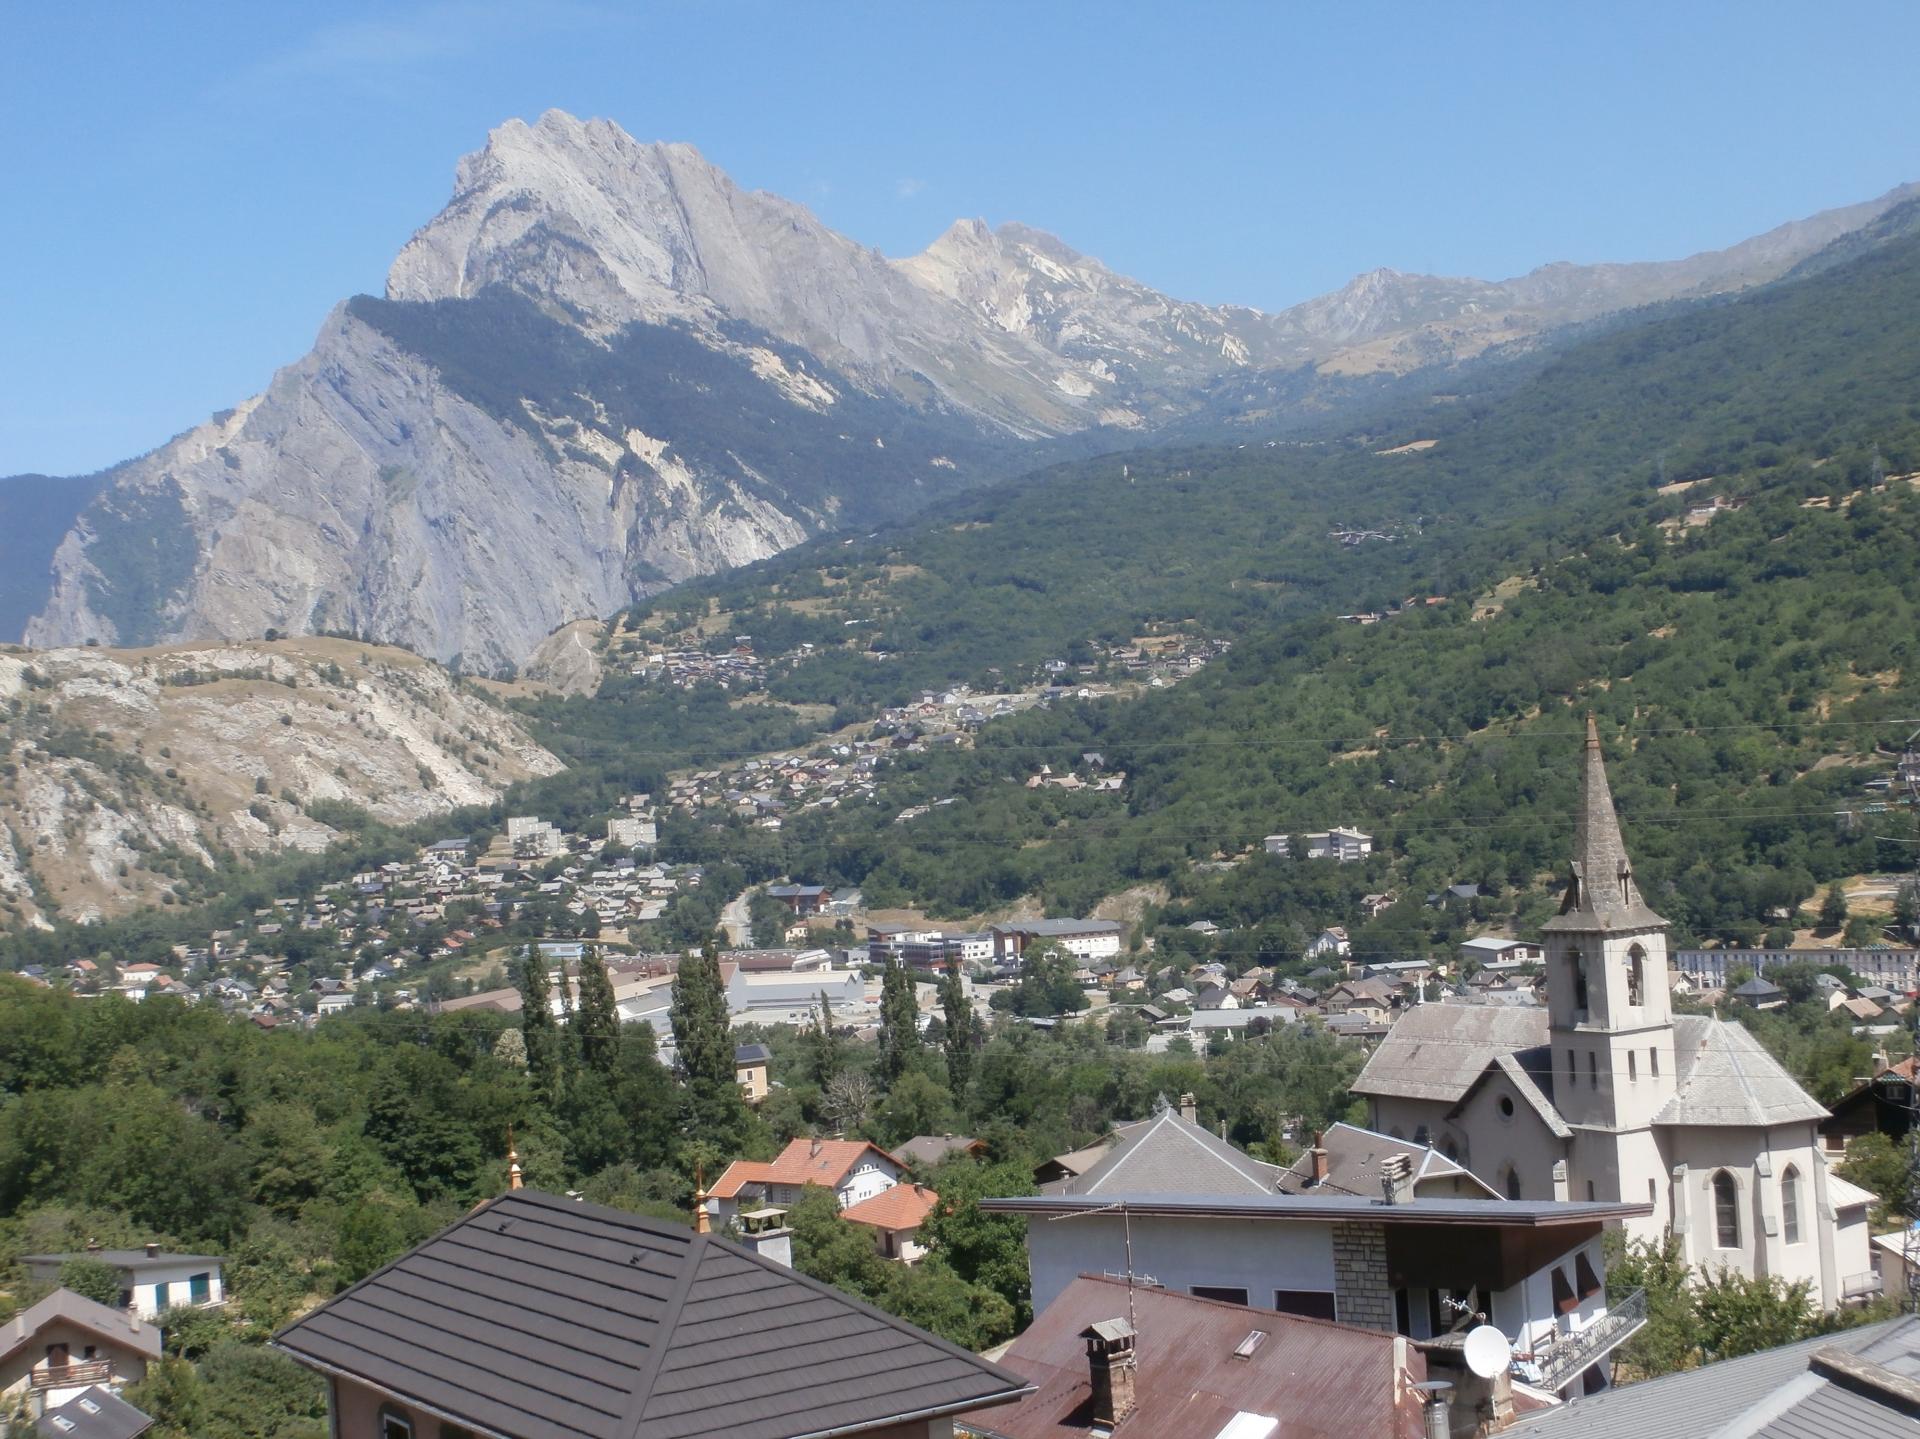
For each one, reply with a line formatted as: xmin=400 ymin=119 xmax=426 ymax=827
xmin=10 ymin=108 xmax=1918 ymax=667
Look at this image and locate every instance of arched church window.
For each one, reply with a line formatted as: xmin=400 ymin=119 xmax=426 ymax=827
xmin=1782 ymin=1165 xmax=1801 ymax=1244
xmin=1442 ymin=1137 xmax=1460 ymax=1161
xmin=1627 ymin=946 xmax=1646 ymax=1008
xmin=1504 ymin=1166 xmax=1523 ymax=1201
xmin=1713 ymin=1171 xmax=1740 ymax=1248
xmin=1570 ymin=948 xmax=1588 ymax=1014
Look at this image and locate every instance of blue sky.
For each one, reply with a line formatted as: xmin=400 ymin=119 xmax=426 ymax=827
xmin=4 ymin=1 xmax=1917 ymax=476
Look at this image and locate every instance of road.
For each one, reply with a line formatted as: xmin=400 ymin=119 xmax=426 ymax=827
xmin=719 ymin=889 xmax=753 ymax=948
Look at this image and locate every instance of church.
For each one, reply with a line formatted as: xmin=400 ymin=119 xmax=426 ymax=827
xmin=1353 ymin=717 xmax=1877 ymax=1309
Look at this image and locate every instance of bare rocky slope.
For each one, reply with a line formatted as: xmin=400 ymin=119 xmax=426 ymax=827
xmin=12 ymin=109 xmax=1916 ymax=667
xmin=0 ymin=638 xmax=560 ymax=925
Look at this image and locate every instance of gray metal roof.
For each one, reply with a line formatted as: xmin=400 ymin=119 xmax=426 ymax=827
xmin=1048 ymin=1110 xmax=1286 ymax=1197
xmin=273 ymin=1189 xmax=1028 ymax=1439
xmin=983 ymin=1193 xmax=1652 ymax=1226
xmin=22 ymin=1249 xmax=221 ymax=1274
xmin=1512 ymin=1315 xmax=1920 ymax=1438
xmin=35 ymin=1387 xmax=152 ymax=1439
xmin=1656 ymin=1016 xmax=1829 ymax=1127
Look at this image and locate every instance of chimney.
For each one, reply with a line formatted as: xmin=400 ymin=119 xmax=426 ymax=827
xmin=144 ymin=1242 xmax=159 ymax=1258
xmin=810 ymin=1135 xmax=822 ymax=1157
xmin=1417 ymin=1380 xmax=1454 ymax=1439
xmin=1380 ymin=1153 xmax=1412 ymax=1205
xmin=1178 ymin=1093 xmax=1197 ymax=1124
xmin=1082 ymin=1320 xmax=1137 ymax=1428
xmin=1309 ymin=1132 xmax=1329 ymax=1186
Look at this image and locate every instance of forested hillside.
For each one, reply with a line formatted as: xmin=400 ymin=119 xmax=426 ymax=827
xmin=558 ymin=220 xmax=1920 ymax=953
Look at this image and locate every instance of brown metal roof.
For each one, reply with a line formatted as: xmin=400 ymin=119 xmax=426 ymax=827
xmin=957 ymin=1276 xmax=1427 ymax=1439
xmin=273 ymin=1189 xmax=1028 ymax=1439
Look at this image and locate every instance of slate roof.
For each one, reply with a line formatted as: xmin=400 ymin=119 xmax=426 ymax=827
xmin=36 ymin=1388 xmax=152 ymax=1439
xmin=1352 ymin=1004 xmax=1551 ymax=1104
xmin=1512 ymin=1315 xmax=1920 ymax=1439
xmin=961 ymin=1276 xmax=1427 ymax=1439
xmin=273 ymin=1189 xmax=1028 ymax=1439
xmin=0 ymin=1289 xmax=161 ymax=1369
xmin=894 ymin=1134 xmax=984 ymax=1168
xmin=1274 ymin=1122 xmax=1498 ymax=1199
xmin=1655 ymin=1016 xmax=1830 ymax=1127
xmin=1046 ymin=1110 xmax=1286 ymax=1197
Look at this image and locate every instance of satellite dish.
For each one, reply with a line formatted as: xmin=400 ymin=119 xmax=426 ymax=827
xmin=1463 ymin=1325 xmax=1513 ymax=1379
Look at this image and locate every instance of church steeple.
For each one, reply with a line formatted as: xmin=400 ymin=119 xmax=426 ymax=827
xmin=1544 ymin=715 xmax=1666 ymax=932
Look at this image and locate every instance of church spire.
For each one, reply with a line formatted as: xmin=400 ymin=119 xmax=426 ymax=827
xmin=1545 ymin=715 xmax=1666 ymax=931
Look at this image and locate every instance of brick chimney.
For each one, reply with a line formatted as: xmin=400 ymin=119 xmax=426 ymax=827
xmin=1309 ymin=1132 xmax=1329 ymax=1186
xmin=144 ymin=1242 xmax=160 ymax=1258
xmin=1081 ymin=1319 xmax=1137 ymax=1428
xmin=1178 ymin=1093 xmax=1197 ymax=1124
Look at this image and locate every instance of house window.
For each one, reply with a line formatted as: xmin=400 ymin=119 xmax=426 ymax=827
xmin=441 ymin=1427 xmax=478 ymax=1439
xmin=1574 ymin=1250 xmax=1602 ymax=1299
xmin=1628 ymin=1052 xmax=1637 ymax=1083
xmin=1650 ymin=1048 xmax=1659 ymax=1078
xmin=1782 ymin=1165 xmax=1801 ymax=1244
xmin=1713 ymin=1171 xmax=1740 ymax=1248
xmin=1628 ymin=946 xmax=1646 ymax=1007
xmin=1550 ymin=1265 xmax=1578 ymax=1315
xmin=1272 ymin=1289 xmax=1337 ymax=1320
xmin=1191 ymin=1285 xmax=1249 ymax=1305
xmin=378 ymin=1407 xmax=414 ymax=1439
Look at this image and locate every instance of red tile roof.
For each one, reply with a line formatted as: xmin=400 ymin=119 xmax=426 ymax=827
xmin=962 ymin=1275 xmax=1428 ymax=1439
xmin=842 ymin=1184 xmax=939 ymax=1232
xmin=710 ymin=1139 xmax=901 ymax=1200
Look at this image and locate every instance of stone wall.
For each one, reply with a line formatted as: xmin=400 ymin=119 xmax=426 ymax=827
xmin=1332 ymin=1221 xmax=1394 ymax=1330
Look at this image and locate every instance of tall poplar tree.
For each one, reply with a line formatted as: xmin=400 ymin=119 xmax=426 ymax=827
xmin=671 ymin=939 xmax=733 ymax=1089
xmin=515 ymin=945 xmax=560 ymax=1099
xmin=941 ymin=959 xmax=975 ymax=1093
xmin=575 ymin=945 xmax=622 ymax=1076
xmin=878 ymin=961 xmax=921 ymax=1085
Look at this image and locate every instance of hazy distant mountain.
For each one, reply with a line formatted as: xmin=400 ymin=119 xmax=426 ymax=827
xmin=11 ymin=110 xmax=1916 ymax=667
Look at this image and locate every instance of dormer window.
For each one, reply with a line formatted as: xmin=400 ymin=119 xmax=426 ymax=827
xmin=378 ymin=1406 xmax=413 ymax=1439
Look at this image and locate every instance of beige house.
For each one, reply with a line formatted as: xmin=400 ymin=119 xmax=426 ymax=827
xmin=1355 ymin=718 xmax=1875 ymax=1309
xmin=0 ymin=1289 xmax=161 ymax=1413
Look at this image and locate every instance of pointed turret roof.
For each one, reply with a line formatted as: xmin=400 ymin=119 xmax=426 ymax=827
xmin=1542 ymin=715 xmax=1668 ymax=933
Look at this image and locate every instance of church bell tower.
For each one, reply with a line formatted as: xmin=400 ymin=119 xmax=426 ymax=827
xmin=1542 ymin=717 xmax=1678 ymax=1147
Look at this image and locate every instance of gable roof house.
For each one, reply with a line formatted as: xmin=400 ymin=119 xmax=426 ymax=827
xmin=1 ymin=1289 xmax=161 ymax=1414
xmin=1353 ymin=719 xmax=1874 ymax=1311
xmin=274 ymin=1189 xmax=1029 ymax=1439
xmin=706 ymin=1139 xmax=905 ymax=1225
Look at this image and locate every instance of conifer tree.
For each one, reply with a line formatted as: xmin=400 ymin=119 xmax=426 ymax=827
xmin=941 ymin=959 xmax=975 ymax=1093
xmin=575 ymin=945 xmax=622 ymax=1076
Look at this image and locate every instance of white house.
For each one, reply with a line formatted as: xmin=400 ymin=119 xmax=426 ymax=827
xmin=704 ymin=1138 xmax=905 ymax=1227
xmin=987 ymin=920 xmax=1125 ymax=967
xmin=20 ymin=1247 xmax=225 ymax=1322
xmin=1266 ymin=828 xmax=1375 ymax=862
xmin=993 ymin=1103 xmax=1653 ymax=1402
xmin=1353 ymin=718 xmax=1876 ymax=1310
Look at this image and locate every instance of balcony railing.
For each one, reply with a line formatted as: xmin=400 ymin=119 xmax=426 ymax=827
xmin=31 ymin=1359 xmax=113 ymax=1390
xmin=1531 ymin=1289 xmax=1648 ymax=1394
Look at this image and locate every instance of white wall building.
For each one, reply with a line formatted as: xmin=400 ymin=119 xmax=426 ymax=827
xmin=20 ymin=1248 xmax=225 ymax=1322
xmin=1354 ymin=718 xmax=1876 ymax=1309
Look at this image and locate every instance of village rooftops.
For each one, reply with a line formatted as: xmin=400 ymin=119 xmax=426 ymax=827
xmin=273 ymin=1188 xmax=1028 ymax=1439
